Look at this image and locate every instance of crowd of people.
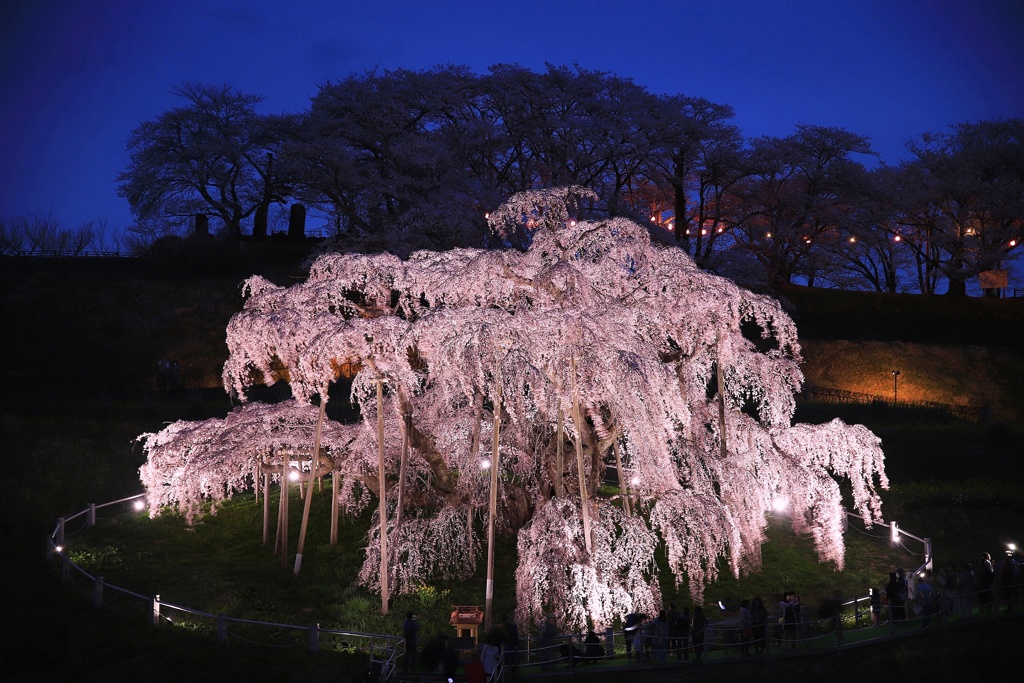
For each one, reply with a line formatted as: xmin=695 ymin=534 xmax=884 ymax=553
xmin=399 ymin=549 xmax=1022 ymax=677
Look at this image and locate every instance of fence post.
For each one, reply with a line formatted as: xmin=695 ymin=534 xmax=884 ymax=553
xmin=93 ymin=576 xmax=104 ymax=609
xmin=152 ymin=595 xmax=161 ymax=627
xmin=603 ymin=627 xmax=614 ymax=659
xmin=217 ymin=614 xmax=228 ymax=646
xmin=88 ymin=503 xmax=96 ymax=527
xmin=309 ymin=623 xmax=319 ymax=653
xmin=835 ymin=615 xmax=842 ymax=651
xmin=60 ymin=552 xmax=70 ymax=583
xmin=56 ymin=517 xmax=65 ymax=548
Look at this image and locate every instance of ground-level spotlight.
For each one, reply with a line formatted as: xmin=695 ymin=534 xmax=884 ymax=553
xmin=771 ymin=495 xmax=789 ymax=513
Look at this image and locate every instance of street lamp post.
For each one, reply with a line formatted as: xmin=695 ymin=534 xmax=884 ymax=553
xmin=891 ymin=370 xmax=901 ymax=403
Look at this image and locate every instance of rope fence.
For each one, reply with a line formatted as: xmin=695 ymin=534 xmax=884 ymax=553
xmin=47 ymin=494 xmax=1020 ymax=681
xmin=47 ymin=493 xmax=402 ymax=681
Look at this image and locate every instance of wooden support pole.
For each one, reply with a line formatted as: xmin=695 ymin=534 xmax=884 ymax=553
xmin=716 ymin=329 xmax=728 ymax=462
xmin=281 ymin=457 xmax=290 ymax=568
xmin=394 ymin=411 xmax=412 ymax=533
xmin=570 ymin=357 xmax=593 ymax=555
xmin=377 ymin=378 xmax=389 ymax=615
xmin=294 ymin=397 xmax=328 ymax=576
xmin=484 ymin=379 xmax=502 ymax=632
xmin=262 ymin=468 xmax=270 ymax=546
xmin=555 ymin=407 xmax=565 ymax=497
xmin=330 ymin=471 xmax=339 ymax=546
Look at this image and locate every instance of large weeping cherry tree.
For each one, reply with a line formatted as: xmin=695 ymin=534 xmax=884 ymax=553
xmin=138 ymin=186 xmax=888 ymax=633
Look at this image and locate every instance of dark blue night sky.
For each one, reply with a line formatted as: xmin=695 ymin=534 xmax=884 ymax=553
xmin=2 ymin=0 xmax=1022 ymax=232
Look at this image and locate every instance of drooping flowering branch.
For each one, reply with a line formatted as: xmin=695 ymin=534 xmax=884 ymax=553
xmin=139 ymin=186 xmax=888 ymax=633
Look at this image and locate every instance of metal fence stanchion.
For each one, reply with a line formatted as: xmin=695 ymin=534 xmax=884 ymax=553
xmin=152 ymin=594 xmax=161 ymax=627
xmin=309 ymin=622 xmax=319 ymax=653
xmin=93 ymin=576 xmax=104 ymax=609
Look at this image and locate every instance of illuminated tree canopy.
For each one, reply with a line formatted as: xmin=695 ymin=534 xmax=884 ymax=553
xmin=139 ymin=186 xmax=888 ymax=632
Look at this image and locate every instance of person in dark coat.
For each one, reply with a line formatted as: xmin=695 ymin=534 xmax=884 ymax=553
xmin=677 ymin=606 xmax=691 ymax=661
xmin=750 ymin=597 xmax=767 ymax=654
xmin=402 ymin=611 xmax=420 ymax=671
xmin=582 ymin=630 xmax=604 ymax=663
xmin=690 ymin=606 xmax=707 ymax=662
xmin=623 ymin=612 xmax=645 ymax=660
xmin=502 ymin=614 xmax=520 ymax=667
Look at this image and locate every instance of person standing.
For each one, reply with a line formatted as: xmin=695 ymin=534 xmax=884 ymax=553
xmin=943 ymin=564 xmax=960 ymax=616
xmin=916 ymin=571 xmax=935 ymax=628
xmin=960 ymin=563 xmax=976 ymax=617
xmin=502 ymin=614 xmax=520 ymax=668
xmin=480 ymin=637 xmax=501 ymax=678
xmin=1000 ymin=553 xmax=1017 ymax=613
xmin=738 ymin=599 xmax=753 ymax=656
xmin=583 ymin=629 xmax=604 ymax=663
xmin=869 ymin=587 xmax=882 ymax=626
xmin=651 ymin=610 xmax=670 ymax=665
xmin=779 ymin=592 xmax=798 ymax=651
xmin=750 ymin=597 xmax=767 ymax=654
xmin=979 ymin=552 xmax=995 ymax=614
xmin=402 ymin=611 xmax=420 ymax=672
xmin=677 ymin=606 xmax=691 ymax=662
xmin=623 ymin=612 xmax=644 ymax=660
xmin=666 ymin=602 xmax=681 ymax=660
xmin=465 ymin=651 xmax=486 ymax=683
xmin=690 ymin=606 xmax=707 ymax=663
xmin=885 ymin=572 xmax=900 ymax=622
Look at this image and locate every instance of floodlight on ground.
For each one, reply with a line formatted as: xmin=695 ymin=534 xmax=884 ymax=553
xmin=133 ymin=499 xmax=146 ymax=511
xmin=480 ymin=459 xmax=491 ymax=470
xmin=288 ymin=470 xmax=300 ymax=482
xmin=630 ymin=476 xmax=640 ymax=487
xmin=771 ymin=495 xmax=788 ymax=513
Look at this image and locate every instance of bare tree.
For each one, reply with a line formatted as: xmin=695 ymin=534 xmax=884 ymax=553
xmin=118 ymin=82 xmax=291 ymax=239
